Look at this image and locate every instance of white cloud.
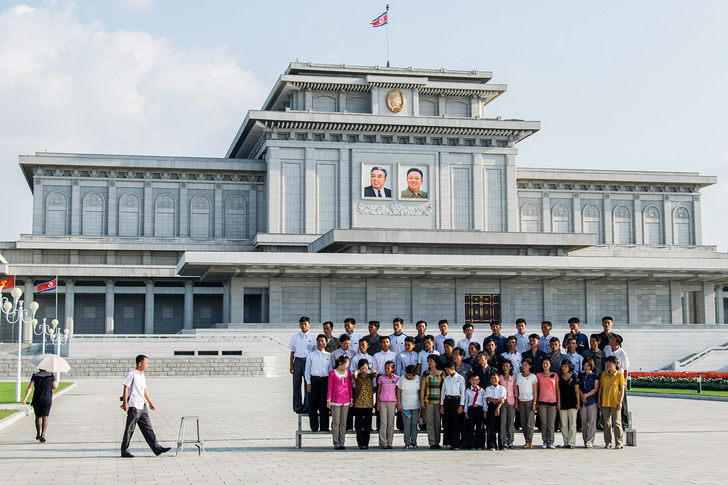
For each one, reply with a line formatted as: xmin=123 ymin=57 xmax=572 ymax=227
xmin=0 ymin=3 xmax=266 ymax=241
xmin=117 ymin=0 xmax=155 ymax=11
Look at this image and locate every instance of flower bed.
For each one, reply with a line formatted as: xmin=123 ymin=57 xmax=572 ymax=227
xmin=630 ymin=371 xmax=728 ymax=391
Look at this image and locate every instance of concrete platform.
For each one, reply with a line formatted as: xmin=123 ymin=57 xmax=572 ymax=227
xmin=0 ymin=368 xmax=726 ymax=484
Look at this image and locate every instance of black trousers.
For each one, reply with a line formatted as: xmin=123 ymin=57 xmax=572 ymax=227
xmin=486 ymin=402 xmax=502 ymax=449
xmin=353 ymin=407 xmax=373 ymax=447
xmin=308 ymin=376 xmax=329 ymax=432
xmin=121 ymin=406 xmax=162 ymax=454
xmin=442 ymin=396 xmax=462 ymax=447
xmin=465 ymin=406 xmax=485 ymax=449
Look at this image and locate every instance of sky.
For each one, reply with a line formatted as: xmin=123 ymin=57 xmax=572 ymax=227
xmin=0 ymin=0 xmax=726 ymax=250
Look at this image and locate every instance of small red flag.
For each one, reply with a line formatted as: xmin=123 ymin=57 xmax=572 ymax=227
xmin=0 ymin=276 xmax=15 ymax=291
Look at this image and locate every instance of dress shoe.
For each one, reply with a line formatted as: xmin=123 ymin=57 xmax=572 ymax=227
xmin=154 ymin=446 xmax=171 ymax=456
xmin=39 ymin=436 xmax=46 ymax=443
xmin=121 ymin=452 xmax=135 ymax=458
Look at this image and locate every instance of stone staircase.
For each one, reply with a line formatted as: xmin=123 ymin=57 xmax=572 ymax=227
xmin=663 ymin=341 xmax=728 ymax=372
xmin=0 ymin=356 xmax=277 ymax=378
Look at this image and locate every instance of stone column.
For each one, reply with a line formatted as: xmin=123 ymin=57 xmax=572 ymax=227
xmin=663 ymin=195 xmax=673 ymax=245
xmin=304 ymin=148 xmax=316 ymax=234
xmin=105 ymin=280 xmax=115 ymax=334
xmin=71 ymin=180 xmax=81 ymax=235
xmin=472 ymin=155 xmax=484 ymax=231
xmin=542 ymin=278 xmax=553 ymax=321
xmin=32 ymin=176 xmax=44 ymax=234
xmin=627 ymin=280 xmax=637 ymax=325
xmin=585 ymin=280 xmax=595 ymax=326
xmin=269 ymin=278 xmax=282 ymax=324
xmin=541 ymin=193 xmax=551 ymax=233
xmin=143 ymin=182 xmax=153 ymax=236
xmin=184 ymin=281 xmax=194 ymax=330
xmin=603 ymin=195 xmax=612 ymax=243
xmin=65 ymin=279 xmax=75 ymax=335
xmin=179 ymin=182 xmax=189 ymax=237
xmin=145 ymin=280 xmax=154 ymax=334
xmin=716 ymin=285 xmax=725 ymax=325
xmin=267 ymin=147 xmax=281 ymax=233
xmin=703 ymin=281 xmax=716 ymax=324
xmin=214 ymin=183 xmax=223 ymax=238
xmin=693 ymin=195 xmax=703 ymax=245
xmin=320 ymin=278 xmax=331 ymax=321
xmin=339 ymin=149 xmax=350 ymax=229
xmin=572 ymin=193 xmax=582 ymax=233
xmin=505 ymin=155 xmax=518 ymax=232
xmin=439 ymin=153 xmax=451 ymax=229
xmin=222 ymin=281 xmax=230 ymax=325
xmin=455 ymin=279 xmax=466 ymax=325
xmin=633 ymin=196 xmax=642 ymax=244
xmin=499 ymin=278 xmax=511 ymax=325
xmin=366 ymin=278 xmax=377 ymax=322
xmin=670 ymin=280 xmax=683 ymax=324
xmin=229 ymin=277 xmax=244 ymax=324
xmin=412 ymin=89 xmax=420 ymax=116
xmin=108 ymin=181 xmax=117 ymax=236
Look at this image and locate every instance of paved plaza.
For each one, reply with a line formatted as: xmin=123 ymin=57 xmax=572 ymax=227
xmin=0 ymin=353 xmax=726 ymax=484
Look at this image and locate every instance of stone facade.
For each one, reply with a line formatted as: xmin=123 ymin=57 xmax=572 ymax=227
xmin=1 ymin=62 xmax=727 ymax=344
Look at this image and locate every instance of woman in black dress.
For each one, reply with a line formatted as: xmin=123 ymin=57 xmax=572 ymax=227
xmin=22 ymin=369 xmax=58 ymax=443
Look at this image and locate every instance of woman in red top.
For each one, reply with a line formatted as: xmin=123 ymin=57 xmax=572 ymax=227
xmin=536 ymin=356 xmax=560 ymax=449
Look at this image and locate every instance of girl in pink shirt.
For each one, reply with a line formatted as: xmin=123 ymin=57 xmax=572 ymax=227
xmin=377 ymin=361 xmax=400 ymax=449
xmin=498 ymin=360 xmax=518 ymax=448
xmin=536 ymin=356 xmax=560 ymax=449
xmin=327 ymin=355 xmax=353 ymax=450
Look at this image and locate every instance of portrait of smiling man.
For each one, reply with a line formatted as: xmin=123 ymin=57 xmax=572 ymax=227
xmin=364 ymin=166 xmax=392 ymax=198
xmin=401 ymin=167 xmax=428 ymax=199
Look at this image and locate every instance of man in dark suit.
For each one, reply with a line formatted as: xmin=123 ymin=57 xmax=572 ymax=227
xmin=364 ymin=166 xmax=391 ymax=198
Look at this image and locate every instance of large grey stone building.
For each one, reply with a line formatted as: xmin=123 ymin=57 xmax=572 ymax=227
xmin=1 ymin=62 xmax=727 ymax=344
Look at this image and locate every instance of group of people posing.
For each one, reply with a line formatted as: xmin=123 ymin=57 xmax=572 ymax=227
xmin=290 ymin=316 xmax=630 ymax=451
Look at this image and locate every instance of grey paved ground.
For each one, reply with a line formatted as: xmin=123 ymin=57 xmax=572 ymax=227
xmin=1 ymin=357 xmax=727 ymax=484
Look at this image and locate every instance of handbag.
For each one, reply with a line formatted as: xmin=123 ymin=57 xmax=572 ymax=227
xmin=120 ymin=374 xmax=135 ymax=410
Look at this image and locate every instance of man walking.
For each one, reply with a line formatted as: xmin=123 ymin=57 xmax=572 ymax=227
xmin=121 ymin=355 xmax=171 ymax=458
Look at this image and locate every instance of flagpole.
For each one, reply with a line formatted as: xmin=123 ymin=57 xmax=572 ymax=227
xmin=386 ymin=4 xmax=390 ymax=67
xmin=55 ymin=275 xmax=58 ymax=325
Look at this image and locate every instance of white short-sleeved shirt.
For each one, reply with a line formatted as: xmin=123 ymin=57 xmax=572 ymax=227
xmin=389 ymin=333 xmax=408 ymax=354
xmin=289 ymin=331 xmax=316 ymax=358
xmin=456 ymin=338 xmax=478 ymax=353
xmin=516 ymin=372 xmax=538 ymax=401
xmin=396 ymin=376 xmax=421 ymax=409
xmin=417 ymin=350 xmax=440 ymax=376
xmin=485 ymin=384 xmax=507 ymax=401
xmin=123 ymin=369 xmax=147 ymax=409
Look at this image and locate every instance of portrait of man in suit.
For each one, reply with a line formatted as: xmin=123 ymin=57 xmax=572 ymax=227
xmin=363 ymin=166 xmax=392 ymax=198
xmin=400 ymin=167 xmax=428 ymax=199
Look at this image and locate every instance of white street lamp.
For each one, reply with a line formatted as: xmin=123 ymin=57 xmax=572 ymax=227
xmin=1 ymin=288 xmax=40 ymax=402
xmin=47 ymin=320 xmax=70 ymax=382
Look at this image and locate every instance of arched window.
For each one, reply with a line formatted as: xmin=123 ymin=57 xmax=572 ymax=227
xmin=224 ymin=196 xmax=247 ymax=238
xmin=81 ymin=192 xmax=104 ymax=235
xmin=445 ymin=100 xmax=469 ymax=117
xmin=118 ymin=193 xmax=141 ymax=237
xmin=419 ymin=99 xmax=437 ymax=116
xmin=613 ymin=205 xmax=632 ymax=244
xmin=45 ymin=191 xmax=68 ymax=235
xmin=312 ymin=95 xmax=337 ymax=112
xmin=189 ymin=195 xmax=211 ymax=237
xmin=346 ymin=96 xmax=370 ymax=113
xmin=551 ymin=203 xmax=571 ymax=233
xmin=520 ymin=202 xmax=540 ymax=232
xmin=673 ymin=206 xmax=692 ymax=245
xmin=582 ymin=204 xmax=602 ymax=242
xmin=154 ymin=194 xmax=176 ymax=237
xmin=643 ymin=205 xmax=662 ymax=244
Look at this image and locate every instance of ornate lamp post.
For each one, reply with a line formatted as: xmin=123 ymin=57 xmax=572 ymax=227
xmin=32 ymin=318 xmax=52 ymax=355
xmin=1 ymin=287 xmax=40 ymax=402
xmin=47 ymin=319 xmax=70 ymax=382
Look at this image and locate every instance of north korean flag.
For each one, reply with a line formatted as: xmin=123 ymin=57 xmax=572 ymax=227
xmin=371 ymin=11 xmax=388 ymax=27
xmin=36 ymin=278 xmax=57 ymax=293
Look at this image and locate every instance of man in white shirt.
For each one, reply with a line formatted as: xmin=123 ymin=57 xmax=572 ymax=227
xmin=417 ymin=335 xmax=440 ymax=376
xmin=513 ymin=318 xmax=530 ymax=354
xmin=121 ymin=355 xmax=171 ymax=458
xmin=305 ymin=334 xmax=332 ymax=432
xmin=349 ymin=339 xmax=373 ymax=372
xmin=389 ymin=318 xmax=408 ymax=354
xmin=440 ymin=362 xmax=466 ymax=449
xmin=500 ymin=336 xmax=522 ymax=374
xmin=342 ymin=317 xmax=363 ymax=349
xmin=434 ymin=319 xmax=451 ymax=354
xmin=372 ymin=336 xmax=397 ymax=375
xmin=289 ymin=316 xmax=316 ymax=413
xmin=456 ymin=323 xmax=478 ymax=353
xmin=331 ymin=334 xmax=356 ymax=369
